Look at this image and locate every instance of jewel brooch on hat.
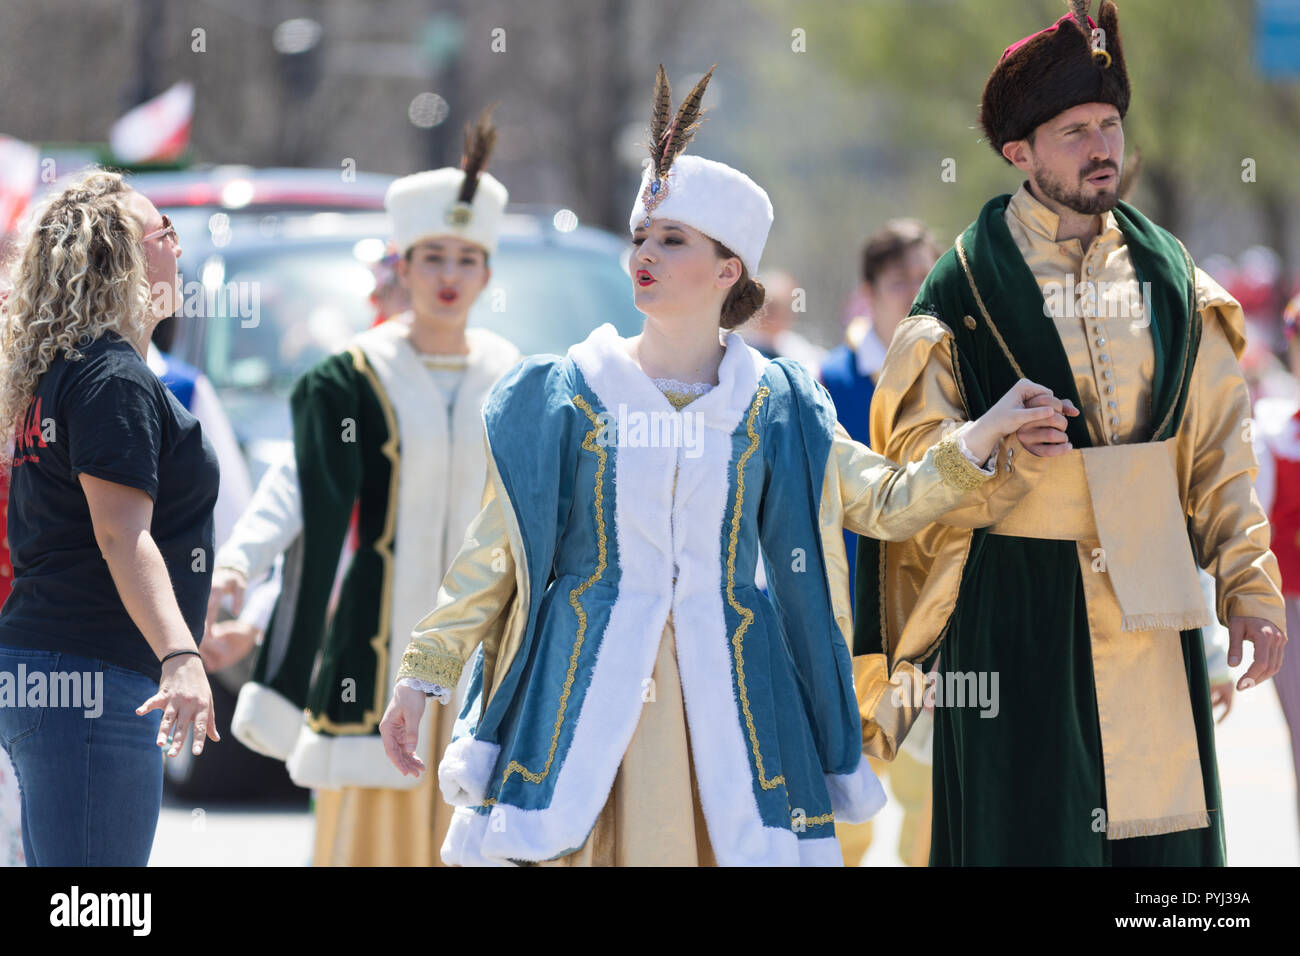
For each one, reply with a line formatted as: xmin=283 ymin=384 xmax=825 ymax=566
xmin=446 ymin=105 xmax=499 ymax=227
xmin=640 ymin=63 xmax=716 ymax=228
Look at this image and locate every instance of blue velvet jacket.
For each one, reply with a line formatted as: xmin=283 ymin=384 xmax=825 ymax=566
xmin=398 ymin=323 xmax=993 ymax=865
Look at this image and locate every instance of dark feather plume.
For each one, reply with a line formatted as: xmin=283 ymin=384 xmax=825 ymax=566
xmin=649 ymin=65 xmax=673 ymax=178
xmin=1069 ymin=0 xmax=1090 ymax=33
xmin=457 ymin=105 xmax=499 ymax=205
xmin=656 ymin=64 xmax=715 ymax=176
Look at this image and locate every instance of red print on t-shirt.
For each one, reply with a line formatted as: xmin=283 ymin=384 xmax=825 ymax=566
xmin=12 ymin=396 xmax=47 ymax=466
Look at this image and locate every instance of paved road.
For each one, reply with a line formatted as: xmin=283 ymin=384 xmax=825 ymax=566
xmin=860 ymin=671 xmax=1300 ymax=867
xmin=148 ymin=673 xmax=1299 ymax=867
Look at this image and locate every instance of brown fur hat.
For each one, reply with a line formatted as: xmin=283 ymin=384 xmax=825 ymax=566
xmin=979 ymin=1 xmax=1129 ymax=162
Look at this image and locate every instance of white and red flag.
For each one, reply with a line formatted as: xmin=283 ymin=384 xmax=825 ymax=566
xmin=109 ymin=80 xmax=194 ymax=164
xmin=0 ymin=135 xmax=40 ymax=236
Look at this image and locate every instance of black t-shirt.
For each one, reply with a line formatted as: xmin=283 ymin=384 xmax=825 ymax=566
xmin=0 ymin=334 xmax=219 ymax=680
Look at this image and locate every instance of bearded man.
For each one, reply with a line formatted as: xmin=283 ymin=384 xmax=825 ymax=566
xmin=853 ymin=0 xmax=1287 ymax=865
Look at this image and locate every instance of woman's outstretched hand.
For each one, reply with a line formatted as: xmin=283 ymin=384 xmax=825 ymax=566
xmin=137 ymin=654 xmax=220 ymax=757
xmin=380 ymin=682 xmax=429 ymax=776
xmin=962 ymin=378 xmax=1079 ymax=463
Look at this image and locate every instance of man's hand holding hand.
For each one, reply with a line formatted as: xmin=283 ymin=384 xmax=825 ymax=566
xmin=1018 ymin=391 xmax=1080 ymax=457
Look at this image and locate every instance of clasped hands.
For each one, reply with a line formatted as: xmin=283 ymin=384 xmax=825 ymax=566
xmin=1016 ymin=388 xmax=1079 ymax=457
xmin=961 ymin=379 xmax=1080 ymax=463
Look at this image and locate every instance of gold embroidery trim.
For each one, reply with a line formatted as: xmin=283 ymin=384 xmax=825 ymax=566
xmin=398 ymin=645 xmax=463 ymax=690
xmin=661 ymin=389 xmax=702 ymax=411
xmin=498 ymin=394 xmax=608 ymax=788
xmin=788 ymin=805 xmax=835 ymax=828
xmin=955 ymin=236 xmax=1028 ymax=380
xmin=305 ymin=346 xmax=398 ymax=735
xmin=726 ymin=386 xmax=786 ymax=792
xmin=934 ymin=432 xmax=990 ymax=491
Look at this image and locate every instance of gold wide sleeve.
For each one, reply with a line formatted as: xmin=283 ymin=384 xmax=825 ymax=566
xmin=1176 ymin=270 xmax=1286 ymax=634
xmin=853 ymin=315 xmax=1044 ymax=760
xmin=869 ymin=315 xmax=1047 ymax=523
xmin=832 ymin=422 xmax=994 ymax=542
xmin=396 ymin=464 xmax=520 ymax=693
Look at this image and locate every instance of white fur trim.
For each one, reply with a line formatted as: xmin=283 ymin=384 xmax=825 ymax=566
xmin=278 ymin=322 xmax=517 ymax=792
xmin=797 ymin=837 xmax=847 ymax=867
xmin=441 ymin=806 xmax=518 ymax=867
xmin=437 ymin=736 xmax=501 ymax=807
xmin=230 ymin=681 xmax=304 ymax=761
xmin=237 ymin=324 xmax=520 ymax=793
xmin=460 ymin=323 xmax=843 ymax=866
xmin=354 ymin=321 xmax=520 ymax=700
xmin=386 ymin=168 xmax=509 ymax=256
xmin=284 ymin=702 xmax=434 ymax=790
xmin=628 ymin=155 xmax=773 ymax=274
xmin=660 ymin=333 xmax=800 ymax=865
xmin=823 ymin=760 xmax=888 ymax=825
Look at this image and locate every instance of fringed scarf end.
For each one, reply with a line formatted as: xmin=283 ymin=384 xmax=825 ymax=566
xmin=1106 ymin=810 xmax=1210 ymax=840
xmin=1120 ymin=609 xmax=1215 ymax=633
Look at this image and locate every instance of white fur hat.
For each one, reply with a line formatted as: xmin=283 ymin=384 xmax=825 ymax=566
xmin=627 ymin=154 xmax=773 ymax=275
xmin=385 ymin=167 xmax=508 ymax=256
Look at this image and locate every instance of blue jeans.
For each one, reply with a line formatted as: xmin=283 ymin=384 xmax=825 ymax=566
xmin=0 ymin=645 xmax=163 ymax=866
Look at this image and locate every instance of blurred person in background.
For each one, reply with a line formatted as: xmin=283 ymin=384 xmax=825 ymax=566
xmin=1249 ymin=291 xmax=1300 ymax=843
xmin=819 ymin=219 xmax=940 ymax=867
xmin=736 ymin=269 xmax=825 ymax=375
xmin=821 ymin=220 xmax=940 ymax=592
xmin=199 ymin=242 xmax=413 ymax=674
xmin=0 ymin=169 xmax=219 ymax=866
xmin=213 ymin=112 xmax=520 ymax=866
xmin=368 ymin=242 xmax=412 ymax=327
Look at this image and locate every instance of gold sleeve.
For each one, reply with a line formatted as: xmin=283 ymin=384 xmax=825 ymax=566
xmin=851 ymin=315 xmax=1045 ymax=761
xmin=869 ymin=315 xmax=1045 ymax=526
xmin=396 ymin=471 xmax=519 ymax=691
xmin=833 ymin=421 xmax=994 ymax=542
xmin=1178 ymin=271 xmax=1285 ymax=633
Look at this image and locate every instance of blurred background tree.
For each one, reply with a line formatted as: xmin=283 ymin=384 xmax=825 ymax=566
xmin=1 ymin=0 xmax=1296 ymax=345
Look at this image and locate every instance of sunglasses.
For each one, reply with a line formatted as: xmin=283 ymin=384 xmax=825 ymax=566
xmin=142 ymin=214 xmax=178 ymax=244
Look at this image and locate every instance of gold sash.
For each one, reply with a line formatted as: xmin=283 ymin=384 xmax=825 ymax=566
xmin=989 ymin=438 xmax=1211 ymax=839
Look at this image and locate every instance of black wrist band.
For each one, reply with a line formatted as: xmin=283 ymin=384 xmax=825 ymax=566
xmin=161 ymin=649 xmax=202 ymax=666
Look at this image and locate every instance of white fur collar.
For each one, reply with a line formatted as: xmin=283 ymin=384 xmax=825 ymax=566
xmin=353 ymin=316 xmax=519 ymax=388
xmin=568 ymin=322 xmax=769 ymax=430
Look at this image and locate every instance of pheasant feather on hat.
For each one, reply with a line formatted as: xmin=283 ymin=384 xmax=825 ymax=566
xmin=628 ymin=65 xmax=773 ymax=275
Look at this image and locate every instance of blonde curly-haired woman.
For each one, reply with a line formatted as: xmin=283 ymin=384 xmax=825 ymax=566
xmin=0 ymin=169 xmax=220 ymax=866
